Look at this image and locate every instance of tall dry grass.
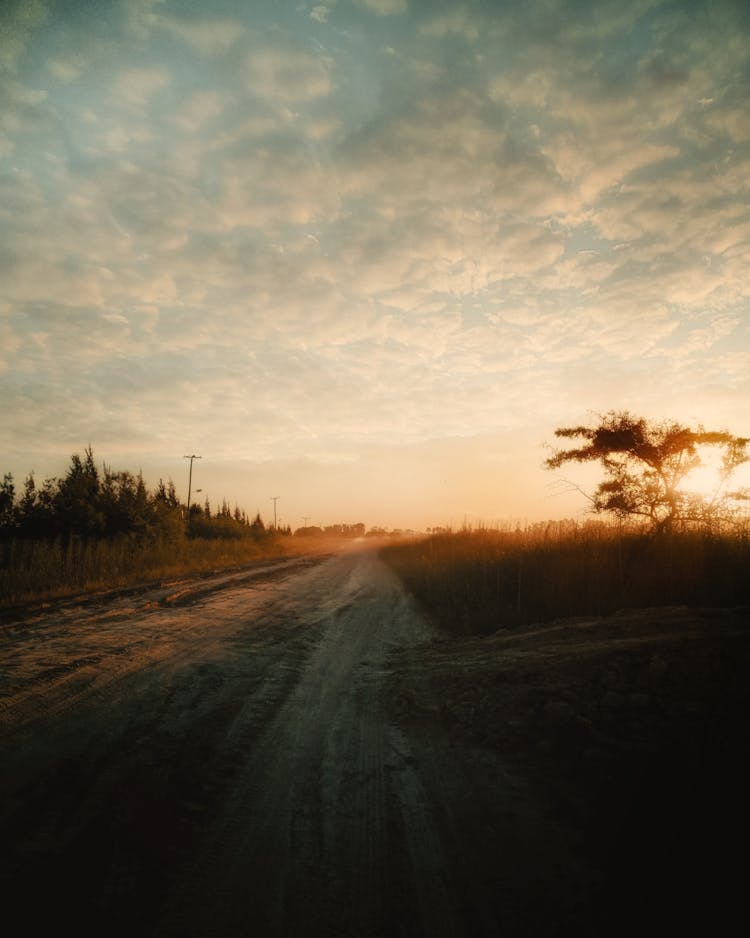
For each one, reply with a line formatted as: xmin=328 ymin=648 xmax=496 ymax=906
xmin=381 ymin=520 xmax=750 ymax=635
xmin=0 ymin=533 xmax=292 ymax=607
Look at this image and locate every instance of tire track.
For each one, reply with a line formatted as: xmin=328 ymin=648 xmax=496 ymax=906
xmin=155 ymin=550 xmax=430 ymax=938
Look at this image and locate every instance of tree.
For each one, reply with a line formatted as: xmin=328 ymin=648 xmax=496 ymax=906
xmin=154 ymin=477 xmax=180 ymax=511
xmin=17 ymin=473 xmax=43 ymax=537
xmin=99 ymin=467 xmax=151 ymax=538
xmin=54 ymin=447 xmax=104 ymax=539
xmin=0 ymin=473 xmax=15 ymax=533
xmin=545 ymin=411 xmax=749 ymax=532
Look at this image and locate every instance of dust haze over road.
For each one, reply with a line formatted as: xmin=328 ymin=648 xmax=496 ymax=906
xmin=1 ymin=545 xmax=586 ymax=937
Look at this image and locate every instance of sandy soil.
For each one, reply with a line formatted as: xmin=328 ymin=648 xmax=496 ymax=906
xmin=1 ymin=545 xmax=748 ymax=937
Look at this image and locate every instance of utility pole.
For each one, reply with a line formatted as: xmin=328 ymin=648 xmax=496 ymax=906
xmin=302 ymin=516 xmax=310 ymax=528
xmin=183 ymin=454 xmax=202 ymax=520
xmin=271 ymin=496 xmax=280 ymax=530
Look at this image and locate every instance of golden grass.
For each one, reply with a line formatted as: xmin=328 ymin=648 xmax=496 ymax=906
xmin=381 ymin=520 xmax=750 ymax=635
xmin=0 ymin=533 xmax=296 ymax=607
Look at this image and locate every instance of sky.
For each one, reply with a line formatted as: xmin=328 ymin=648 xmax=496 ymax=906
xmin=2 ymin=0 xmax=750 ymax=531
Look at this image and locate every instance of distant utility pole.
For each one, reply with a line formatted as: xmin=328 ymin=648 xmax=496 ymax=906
xmin=183 ymin=454 xmax=202 ymax=519
xmin=302 ymin=516 xmax=310 ymax=528
xmin=271 ymin=496 xmax=280 ymax=530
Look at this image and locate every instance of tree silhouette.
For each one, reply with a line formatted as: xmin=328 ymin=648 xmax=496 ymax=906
xmin=54 ymin=446 xmax=103 ymax=539
xmin=0 ymin=449 xmax=280 ymax=546
xmin=99 ymin=467 xmax=151 ymax=538
xmin=546 ymin=411 xmax=749 ymax=532
xmin=0 ymin=473 xmax=15 ymax=531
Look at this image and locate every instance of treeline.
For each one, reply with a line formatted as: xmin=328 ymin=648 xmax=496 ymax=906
xmin=381 ymin=520 xmax=750 ymax=636
xmin=294 ymin=523 xmax=366 ymax=538
xmin=0 ymin=448 xmax=381 ymax=606
xmin=291 ymin=524 xmax=415 ymax=539
xmin=0 ymin=448 xmax=282 ymax=606
xmin=0 ymin=447 xmax=266 ymax=544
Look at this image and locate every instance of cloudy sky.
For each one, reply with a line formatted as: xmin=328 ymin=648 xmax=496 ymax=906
xmin=2 ymin=0 xmax=749 ymax=530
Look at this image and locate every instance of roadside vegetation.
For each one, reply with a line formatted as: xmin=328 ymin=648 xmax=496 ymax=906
xmin=0 ymin=447 xmax=364 ymax=607
xmin=383 ymin=413 xmax=750 ymax=635
xmin=0 ymin=448 xmax=279 ymax=606
xmin=381 ymin=520 xmax=750 ymax=634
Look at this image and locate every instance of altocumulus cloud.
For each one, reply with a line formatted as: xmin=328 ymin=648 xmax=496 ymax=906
xmin=1 ymin=0 xmax=749 ymax=526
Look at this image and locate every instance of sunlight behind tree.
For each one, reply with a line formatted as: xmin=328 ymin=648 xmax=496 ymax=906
xmin=545 ymin=411 xmax=749 ymax=533
xmin=681 ymin=449 xmax=724 ymax=499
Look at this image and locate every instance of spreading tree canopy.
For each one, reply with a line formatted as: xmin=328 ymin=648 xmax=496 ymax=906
xmin=546 ymin=411 xmax=749 ymax=532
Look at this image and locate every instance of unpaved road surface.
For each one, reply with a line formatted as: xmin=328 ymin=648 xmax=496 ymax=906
xmin=1 ymin=546 xmax=586 ymax=937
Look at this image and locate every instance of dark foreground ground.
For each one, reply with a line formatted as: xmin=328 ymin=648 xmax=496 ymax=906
xmin=400 ymin=602 xmax=750 ymax=936
xmin=1 ymin=548 xmax=748 ymax=937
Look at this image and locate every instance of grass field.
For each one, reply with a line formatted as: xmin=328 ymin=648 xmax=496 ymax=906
xmin=381 ymin=520 xmax=750 ymax=635
xmin=0 ymin=532 xmax=316 ymax=608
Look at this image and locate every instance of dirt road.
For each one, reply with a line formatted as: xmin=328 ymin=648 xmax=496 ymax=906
xmin=0 ymin=545 xmax=587 ymax=937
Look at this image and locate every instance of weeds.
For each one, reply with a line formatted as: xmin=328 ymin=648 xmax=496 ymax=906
xmin=381 ymin=520 xmax=750 ymax=635
xmin=0 ymin=533 xmax=290 ymax=607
